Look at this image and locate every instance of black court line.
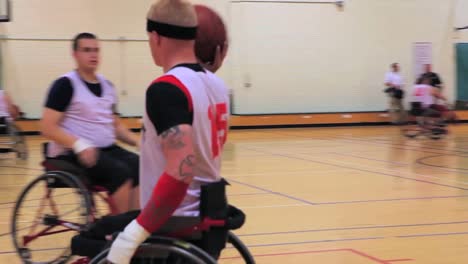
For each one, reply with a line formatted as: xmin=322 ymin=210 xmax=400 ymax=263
xmin=416 ymin=154 xmax=468 ymax=171
xmin=227 ymin=179 xmax=316 ymax=205
xmin=241 ymin=146 xmax=468 ymax=191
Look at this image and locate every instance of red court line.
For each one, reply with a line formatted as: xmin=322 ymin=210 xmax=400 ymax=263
xmin=348 ymin=248 xmax=393 ymax=264
xmin=221 ymin=248 xmax=413 ymax=263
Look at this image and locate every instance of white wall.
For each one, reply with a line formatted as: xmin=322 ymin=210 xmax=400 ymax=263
xmin=0 ymin=0 xmax=230 ymax=117
xmin=0 ymin=0 xmax=464 ymax=117
xmin=455 ymin=0 xmax=468 ymax=41
xmin=230 ymin=0 xmax=458 ymax=114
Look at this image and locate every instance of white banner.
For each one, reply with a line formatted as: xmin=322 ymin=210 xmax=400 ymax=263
xmin=413 ymin=42 xmax=432 ymax=79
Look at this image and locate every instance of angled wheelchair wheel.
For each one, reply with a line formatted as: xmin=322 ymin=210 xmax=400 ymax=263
xmin=429 ymin=128 xmax=447 ymax=140
xmin=90 ymin=236 xmax=217 ymax=264
xmin=401 ymin=125 xmax=421 ymax=139
xmin=11 ymin=171 xmax=93 ymax=264
xmin=228 ymin=231 xmax=256 ymax=264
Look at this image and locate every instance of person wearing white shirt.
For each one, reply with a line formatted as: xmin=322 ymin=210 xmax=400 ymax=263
xmin=384 ymin=63 xmax=406 ymax=124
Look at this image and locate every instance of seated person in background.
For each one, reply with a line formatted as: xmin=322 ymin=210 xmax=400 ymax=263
xmin=410 ymin=76 xmax=449 ymax=122
xmin=41 ymin=32 xmax=140 ymax=214
xmin=0 ymin=89 xmax=18 ymax=134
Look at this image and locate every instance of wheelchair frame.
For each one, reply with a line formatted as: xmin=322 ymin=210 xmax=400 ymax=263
xmin=401 ymin=103 xmax=449 ymax=140
xmin=0 ymin=117 xmax=28 ymax=160
xmin=11 ymin=161 xmax=255 ymax=264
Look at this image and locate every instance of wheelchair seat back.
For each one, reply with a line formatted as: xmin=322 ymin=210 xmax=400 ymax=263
xmin=410 ymin=102 xmax=424 ymax=117
xmin=42 ymin=142 xmax=88 ymax=188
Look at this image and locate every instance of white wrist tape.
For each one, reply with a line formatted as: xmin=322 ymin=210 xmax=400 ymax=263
xmin=72 ymin=138 xmax=93 ymax=154
xmin=107 ymin=220 xmax=150 ymax=264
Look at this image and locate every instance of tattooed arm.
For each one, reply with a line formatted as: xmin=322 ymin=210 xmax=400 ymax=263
xmin=107 ymin=78 xmax=196 ymax=264
xmin=160 ymin=124 xmax=195 ymax=184
xmin=107 ymin=124 xmax=195 ymax=264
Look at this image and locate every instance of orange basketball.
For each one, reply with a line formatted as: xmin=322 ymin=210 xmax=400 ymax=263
xmin=194 ymin=5 xmax=227 ymax=64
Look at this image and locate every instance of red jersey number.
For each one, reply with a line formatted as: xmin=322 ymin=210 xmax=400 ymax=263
xmin=208 ymin=103 xmax=228 ymax=158
xmin=414 ymin=88 xmax=425 ymax=96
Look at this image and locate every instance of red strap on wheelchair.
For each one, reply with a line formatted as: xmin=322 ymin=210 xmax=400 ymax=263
xmin=71 ymin=257 xmax=90 ymax=264
xmin=41 ymin=160 xmax=58 ymax=171
xmin=168 ymin=218 xmax=226 ymax=238
xmin=137 ymin=172 xmax=189 ymax=233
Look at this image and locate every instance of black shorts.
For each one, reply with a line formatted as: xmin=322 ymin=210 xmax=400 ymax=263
xmin=55 ymin=145 xmax=139 ymax=194
xmin=0 ymin=117 xmax=8 ymax=134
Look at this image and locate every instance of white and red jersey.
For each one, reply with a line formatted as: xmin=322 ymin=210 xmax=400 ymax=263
xmin=0 ymin=90 xmax=10 ymax=118
xmin=411 ymin=84 xmax=434 ymax=107
xmin=140 ymin=66 xmax=230 ymax=216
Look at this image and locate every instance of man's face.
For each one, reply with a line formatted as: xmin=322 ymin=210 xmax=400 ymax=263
xmin=425 ymin=64 xmax=432 ymax=73
xmin=73 ymin=38 xmax=100 ymax=72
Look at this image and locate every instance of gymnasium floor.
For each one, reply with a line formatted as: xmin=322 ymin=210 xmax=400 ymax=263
xmin=2 ymin=125 xmax=468 ymax=263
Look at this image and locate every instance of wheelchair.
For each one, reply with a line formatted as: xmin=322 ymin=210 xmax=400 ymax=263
xmin=11 ymin=143 xmax=254 ymax=264
xmin=401 ymin=102 xmax=449 ymax=140
xmin=0 ymin=116 xmax=28 ymax=160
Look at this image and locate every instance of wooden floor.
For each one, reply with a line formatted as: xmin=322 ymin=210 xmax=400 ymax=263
xmin=2 ymin=125 xmax=468 ymax=263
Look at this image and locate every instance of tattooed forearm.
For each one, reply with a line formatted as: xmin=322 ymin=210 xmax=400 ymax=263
xmin=161 ymin=126 xmax=186 ymax=149
xmin=179 ymin=155 xmax=196 ymax=180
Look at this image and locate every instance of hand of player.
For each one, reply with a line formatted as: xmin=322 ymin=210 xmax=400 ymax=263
xmin=107 ymin=220 xmax=150 ymax=264
xmin=78 ymin=147 xmax=98 ymax=168
xmin=201 ymin=42 xmax=228 ymax=73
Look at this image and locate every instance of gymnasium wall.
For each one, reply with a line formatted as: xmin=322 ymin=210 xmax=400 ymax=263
xmin=0 ymin=0 xmax=463 ymax=118
xmin=456 ymin=0 xmax=468 ymax=41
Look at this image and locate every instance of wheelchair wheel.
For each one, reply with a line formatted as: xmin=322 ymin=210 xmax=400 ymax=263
xmin=228 ymin=232 xmax=256 ymax=264
xmin=90 ymin=236 xmax=217 ymax=264
xmin=401 ymin=125 xmax=421 ymax=139
xmin=11 ymin=171 xmax=93 ymax=264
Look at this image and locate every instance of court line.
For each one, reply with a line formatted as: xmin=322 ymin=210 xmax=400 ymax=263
xmin=228 ymin=192 xmax=268 ymax=196
xmin=266 ymin=131 xmax=450 ymax=155
xmin=325 ymin=157 xmax=468 ymax=186
xmin=237 ymin=220 xmax=468 ymax=237
xmin=397 ymin=231 xmax=468 ymax=238
xmin=238 ymin=194 xmax=468 ymax=208
xmin=227 ymin=179 xmax=316 ymax=205
xmin=335 ymin=136 xmax=468 ymax=155
xmin=416 ymin=154 xmax=468 ymax=171
xmin=0 ymin=247 xmax=67 ymax=255
xmin=330 ymin=152 xmax=468 ymax=175
xmin=328 ymin=152 xmax=407 ymax=166
xmin=241 ymin=147 xmax=468 ymax=190
xmin=325 ymin=153 xmax=468 ymax=186
xmin=221 ymin=248 xmax=413 ymax=263
xmin=240 ymin=236 xmax=384 ymax=248
xmin=316 ymin=194 xmax=468 ymax=205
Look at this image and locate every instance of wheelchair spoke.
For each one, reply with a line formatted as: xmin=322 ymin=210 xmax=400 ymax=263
xmin=58 ymin=206 xmax=84 ymax=219
xmin=28 ymin=191 xmax=49 ymax=235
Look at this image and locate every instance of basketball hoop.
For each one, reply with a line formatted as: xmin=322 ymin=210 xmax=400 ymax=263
xmin=455 ymin=26 xmax=468 ymax=31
